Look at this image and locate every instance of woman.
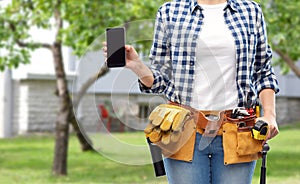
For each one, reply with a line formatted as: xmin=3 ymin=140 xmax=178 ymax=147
xmin=103 ymin=0 xmax=279 ymax=183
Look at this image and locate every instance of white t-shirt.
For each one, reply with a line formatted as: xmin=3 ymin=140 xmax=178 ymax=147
xmin=191 ymin=2 xmax=239 ymax=110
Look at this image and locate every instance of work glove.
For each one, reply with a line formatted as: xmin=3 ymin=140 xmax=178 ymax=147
xmin=144 ymin=104 xmax=191 ymax=145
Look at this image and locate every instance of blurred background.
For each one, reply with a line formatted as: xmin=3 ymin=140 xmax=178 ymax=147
xmin=0 ymin=0 xmax=299 ymax=183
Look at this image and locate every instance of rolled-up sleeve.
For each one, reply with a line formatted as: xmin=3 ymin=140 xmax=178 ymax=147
xmin=253 ymin=6 xmax=280 ymax=94
xmin=139 ymin=5 xmax=172 ymax=94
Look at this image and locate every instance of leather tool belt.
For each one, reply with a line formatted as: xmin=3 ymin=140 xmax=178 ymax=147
xmin=166 ymin=102 xmax=262 ymax=165
xmin=168 ymin=101 xmax=255 ymax=133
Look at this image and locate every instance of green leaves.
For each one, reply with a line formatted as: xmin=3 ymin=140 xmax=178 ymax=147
xmin=0 ymin=48 xmax=31 ymax=71
xmin=61 ymin=0 xmax=167 ymax=56
xmin=0 ymin=0 xmax=168 ymax=71
xmin=260 ymin=0 xmax=300 ymax=75
xmin=1 ymin=0 xmax=298 ymax=75
xmin=0 ymin=0 xmax=53 ymax=70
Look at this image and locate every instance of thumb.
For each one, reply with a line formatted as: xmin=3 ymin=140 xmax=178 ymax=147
xmin=125 ymin=45 xmax=133 ymax=52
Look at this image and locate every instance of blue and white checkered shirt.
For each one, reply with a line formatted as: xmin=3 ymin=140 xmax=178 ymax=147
xmin=140 ymin=0 xmax=279 ymax=108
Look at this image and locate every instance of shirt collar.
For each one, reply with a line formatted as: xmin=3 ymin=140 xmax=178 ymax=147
xmin=189 ymin=0 xmax=200 ymax=14
xmin=226 ymin=0 xmax=238 ymax=12
xmin=189 ymin=0 xmax=238 ymax=14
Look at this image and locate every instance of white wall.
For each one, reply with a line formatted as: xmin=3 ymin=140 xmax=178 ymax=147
xmin=0 ymin=69 xmax=13 ymax=138
xmin=274 ymin=62 xmax=300 ymax=97
xmin=0 ymin=71 xmax=4 ymax=136
xmin=75 ymin=50 xmax=145 ymax=94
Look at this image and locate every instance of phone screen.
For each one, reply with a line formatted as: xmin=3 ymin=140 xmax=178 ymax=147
xmin=106 ymin=28 xmax=126 ymax=68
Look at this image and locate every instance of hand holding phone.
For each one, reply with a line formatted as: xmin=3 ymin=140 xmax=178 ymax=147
xmin=103 ymin=29 xmax=154 ymax=88
xmin=106 ymin=27 xmax=126 ymax=68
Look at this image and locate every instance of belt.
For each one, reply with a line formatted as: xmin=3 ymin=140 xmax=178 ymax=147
xmin=168 ymin=102 xmax=255 ymax=135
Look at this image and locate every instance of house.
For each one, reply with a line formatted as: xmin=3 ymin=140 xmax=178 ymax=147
xmin=0 ymin=47 xmax=165 ymax=137
xmin=274 ymin=64 xmax=300 ymax=125
xmin=1 ymin=48 xmax=299 ymax=138
xmin=0 ymin=22 xmax=300 ymax=137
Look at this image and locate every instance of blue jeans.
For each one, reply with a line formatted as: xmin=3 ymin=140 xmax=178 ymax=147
xmin=164 ymin=133 xmax=256 ymax=184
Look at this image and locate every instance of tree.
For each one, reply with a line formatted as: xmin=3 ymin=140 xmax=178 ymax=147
xmin=260 ymin=0 xmax=300 ymax=77
xmin=0 ymin=0 xmax=166 ymax=176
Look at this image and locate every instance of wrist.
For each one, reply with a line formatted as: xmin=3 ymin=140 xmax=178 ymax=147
xmin=129 ymin=59 xmax=143 ymax=73
xmin=125 ymin=56 xmax=140 ymax=70
xmin=262 ymin=112 xmax=276 ymax=126
xmin=263 ymin=108 xmax=276 ymax=118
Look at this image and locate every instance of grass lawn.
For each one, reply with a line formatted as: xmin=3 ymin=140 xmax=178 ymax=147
xmin=0 ymin=124 xmax=299 ymax=184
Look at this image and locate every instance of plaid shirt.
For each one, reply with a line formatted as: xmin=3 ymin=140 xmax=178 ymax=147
xmin=140 ymin=0 xmax=279 ymax=108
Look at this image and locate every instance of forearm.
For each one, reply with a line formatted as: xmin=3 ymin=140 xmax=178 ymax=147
xmin=259 ymin=89 xmax=276 ymax=121
xmin=130 ymin=61 xmax=154 ymax=88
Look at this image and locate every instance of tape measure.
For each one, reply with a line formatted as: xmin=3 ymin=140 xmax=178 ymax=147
xmin=251 ymin=120 xmax=269 ymax=140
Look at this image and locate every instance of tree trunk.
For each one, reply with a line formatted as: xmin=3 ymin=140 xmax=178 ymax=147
xmin=71 ymin=65 xmax=109 ymax=151
xmin=52 ymin=1 xmax=70 ymax=175
xmin=69 ymin=114 xmax=93 ymax=151
xmin=275 ymin=48 xmax=300 ymax=78
xmin=52 ymin=43 xmax=70 ymax=176
xmin=72 ymin=65 xmax=109 ymax=108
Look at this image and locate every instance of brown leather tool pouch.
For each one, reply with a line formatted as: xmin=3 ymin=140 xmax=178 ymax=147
xmin=157 ymin=117 xmax=196 ymax=162
xmin=223 ymin=116 xmax=262 ymax=165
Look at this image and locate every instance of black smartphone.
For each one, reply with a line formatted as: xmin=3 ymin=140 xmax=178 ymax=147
xmin=106 ymin=27 xmax=126 ymax=68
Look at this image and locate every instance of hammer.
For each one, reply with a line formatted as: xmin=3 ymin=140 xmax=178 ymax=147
xmin=260 ymin=143 xmax=270 ymax=184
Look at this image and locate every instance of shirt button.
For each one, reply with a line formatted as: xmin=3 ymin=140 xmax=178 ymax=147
xmin=190 ymin=61 xmax=195 ymax=66
xmin=193 ymin=35 xmax=198 ymax=39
